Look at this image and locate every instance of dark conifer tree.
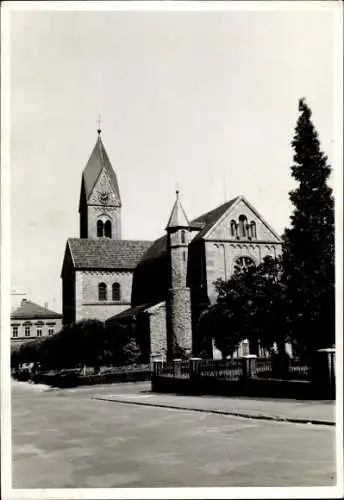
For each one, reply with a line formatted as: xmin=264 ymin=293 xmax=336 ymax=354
xmin=283 ymin=98 xmax=335 ymax=359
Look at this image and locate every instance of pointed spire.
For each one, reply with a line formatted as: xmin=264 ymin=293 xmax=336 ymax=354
xmin=80 ymin=129 xmax=121 ymax=204
xmin=96 ymin=114 xmax=102 ymax=136
xmin=166 ymin=190 xmax=190 ymax=230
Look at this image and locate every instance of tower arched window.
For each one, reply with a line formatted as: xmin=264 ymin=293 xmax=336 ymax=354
xmin=238 ymin=215 xmax=248 ymax=238
xmin=98 ymin=283 xmax=107 ymax=301
xmin=97 ymin=220 xmax=104 ymax=237
xmin=181 ymin=230 xmax=186 ymax=244
xmin=230 ymin=220 xmax=237 ymax=238
xmin=104 ymin=220 xmax=112 ymax=238
xmin=250 ymin=221 xmax=257 ymax=239
xmin=112 ymin=282 xmax=121 ymax=301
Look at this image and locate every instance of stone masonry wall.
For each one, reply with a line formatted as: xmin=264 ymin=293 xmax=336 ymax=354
xmin=147 ymin=302 xmax=167 ymax=361
xmin=205 ymin=241 xmax=282 ymax=303
xmin=87 ymin=205 xmax=121 ymax=240
xmin=75 ymin=270 xmax=132 ymax=323
xmin=209 ymin=199 xmax=281 ymax=243
xmin=168 ymin=287 xmax=192 ymax=356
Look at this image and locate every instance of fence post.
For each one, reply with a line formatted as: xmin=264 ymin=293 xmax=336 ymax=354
xmin=241 ymin=355 xmax=257 ymax=380
xmin=173 ymin=358 xmax=182 ymax=377
xmin=189 ymin=357 xmax=202 ymax=378
xmin=317 ymin=348 xmax=336 ymax=386
xmin=152 ymin=360 xmax=163 ymax=377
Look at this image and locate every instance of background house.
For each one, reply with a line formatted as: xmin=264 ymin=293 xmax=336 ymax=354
xmin=11 ymin=299 xmax=63 ymax=350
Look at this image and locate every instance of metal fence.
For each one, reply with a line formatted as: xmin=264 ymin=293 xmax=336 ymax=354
xmin=198 ymin=359 xmax=243 ymax=380
xmin=158 ymin=357 xmax=312 ymax=381
xmin=159 ymin=358 xmax=244 ymax=380
xmin=288 ymin=359 xmax=311 ymax=380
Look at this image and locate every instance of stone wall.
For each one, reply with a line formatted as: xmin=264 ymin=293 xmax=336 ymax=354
xmin=147 ymin=302 xmax=167 ymax=361
xmin=87 ymin=205 xmax=121 ymax=240
xmin=167 ymin=287 xmax=192 ymax=357
xmin=208 ymin=198 xmax=281 ymax=243
xmin=75 ymin=270 xmax=132 ymax=323
xmin=205 ymin=241 xmax=282 ymax=303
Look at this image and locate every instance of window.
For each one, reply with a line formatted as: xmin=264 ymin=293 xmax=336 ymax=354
xmin=230 ymin=220 xmax=237 ymax=238
xmin=24 ymin=326 xmax=31 ymax=337
xmin=12 ymin=326 xmax=18 ymax=338
xmin=98 ymin=282 xmax=107 ymax=301
xmin=48 ymin=328 xmax=54 ymax=336
xmin=183 ymin=250 xmax=186 ymax=261
xmin=181 ymin=230 xmax=186 ymax=244
xmin=37 ymin=328 xmax=42 ymax=337
xmin=234 ymin=256 xmax=255 ymax=274
xmin=238 ymin=215 xmax=247 ymax=238
xmin=104 ymin=220 xmax=112 ymax=238
xmin=112 ymin=282 xmax=120 ymax=301
xmin=250 ymin=221 xmax=257 ymax=239
xmin=97 ymin=220 xmax=104 ymax=237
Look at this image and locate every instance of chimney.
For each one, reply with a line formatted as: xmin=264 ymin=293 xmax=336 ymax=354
xmin=21 ymin=298 xmax=27 ymax=306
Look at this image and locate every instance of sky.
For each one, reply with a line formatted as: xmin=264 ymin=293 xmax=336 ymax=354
xmin=7 ymin=3 xmax=338 ymax=313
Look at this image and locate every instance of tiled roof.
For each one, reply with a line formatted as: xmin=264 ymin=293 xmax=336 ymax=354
xmin=67 ymin=238 xmax=152 ymax=270
xmin=136 ymin=235 xmax=168 ymax=266
xmin=82 ymin=134 xmax=121 ymax=202
xmin=191 ymin=196 xmax=239 ymax=241
xmin=138 ymin=197 xmax=239 ymax=265
xmin=106 ymin=303 xmax=152 ymax=324
xmin=11 ymin=300 xmax=62 ymax=320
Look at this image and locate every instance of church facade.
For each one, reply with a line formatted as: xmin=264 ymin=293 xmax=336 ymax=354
xmin=62 ymin=130 xmax=282 ymax=360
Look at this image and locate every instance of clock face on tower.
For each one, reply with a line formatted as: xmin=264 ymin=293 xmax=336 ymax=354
xmin=97 ymin=190 xmax=109 ymax=206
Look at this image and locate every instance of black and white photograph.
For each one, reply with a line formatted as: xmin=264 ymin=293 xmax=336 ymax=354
xmin=1 ymin=1 xmax=343 ymax=498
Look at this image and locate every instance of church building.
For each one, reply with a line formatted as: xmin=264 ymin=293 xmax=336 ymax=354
xmin=62 ymin=129 xmax=283 ymax=361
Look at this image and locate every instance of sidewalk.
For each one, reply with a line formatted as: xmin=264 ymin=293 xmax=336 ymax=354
xmin=93 ymin=386 xmax=335 ymax=426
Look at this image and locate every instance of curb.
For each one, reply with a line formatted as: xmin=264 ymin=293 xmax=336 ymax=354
xmin=92 ymin=396 xmax=335 ymax=427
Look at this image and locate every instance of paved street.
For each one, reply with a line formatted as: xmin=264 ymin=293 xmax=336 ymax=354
xmin=12 ymin=381 xmax=336 ymax=488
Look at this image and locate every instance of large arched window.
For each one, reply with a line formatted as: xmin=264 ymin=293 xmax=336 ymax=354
xmin=238 ymin=215 xmax=247 ymax=238
xmin=230 ymin=220 xmax=237 ymax=238
xmin=98 ymin=283 xmax=107 ymax=301
xmin=250 ymin=221 xmax=257 ymax=239
xmin=104 ymin=220 xmax=112 ymax=238
xmin=97 ymin=220 xmax=104 ymax=237
xmin=234 ymin=256 xmax=255 ymax=274
xmin=112 ymin=282 xmax=121 ymax=301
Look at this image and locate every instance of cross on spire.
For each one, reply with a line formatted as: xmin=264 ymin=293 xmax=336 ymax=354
xmin=97 ymin=114 xmax=103 ymax=135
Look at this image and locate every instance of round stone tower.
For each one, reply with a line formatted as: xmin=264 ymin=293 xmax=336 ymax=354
xmin=165 ymin=191 xmax=193 ymax=359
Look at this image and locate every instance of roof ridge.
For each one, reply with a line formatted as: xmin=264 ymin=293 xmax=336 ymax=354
xmin=11 ymin=299 xmax=62 ymax=319
xmin=191 ymin=197 xmax=239 ymax=224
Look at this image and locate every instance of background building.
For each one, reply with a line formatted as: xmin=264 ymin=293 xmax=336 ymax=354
xmin=11 ymin=299 xmax=63 ymax=350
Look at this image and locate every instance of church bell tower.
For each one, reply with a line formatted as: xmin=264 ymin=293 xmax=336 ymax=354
xmin=79 ymin=127 xmax=122 ymax=240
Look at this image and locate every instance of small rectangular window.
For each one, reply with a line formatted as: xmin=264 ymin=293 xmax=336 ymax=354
xmin=48 ymin=328 xmax=54 ymax=336
xmin=37 ymin=328 xmax=42 ymax=337
xmin=12 ymin=326 xmax=18 ymax=338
